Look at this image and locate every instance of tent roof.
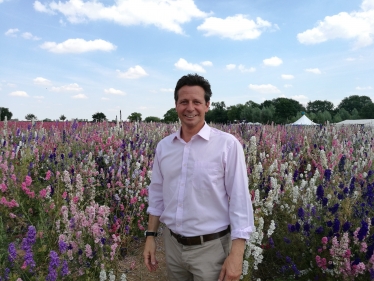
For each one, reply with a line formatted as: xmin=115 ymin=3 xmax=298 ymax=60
xmin=336 ymin=119 xmax=374 ymax=125
xmin=290 ymin=115 xmax=318 ymax=125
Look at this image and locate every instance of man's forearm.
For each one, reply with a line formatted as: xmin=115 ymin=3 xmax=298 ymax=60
xmin=147 ymin=214 xmax=161 ymax=232
xmin=230 ymin=238 xmax=245 ymax=256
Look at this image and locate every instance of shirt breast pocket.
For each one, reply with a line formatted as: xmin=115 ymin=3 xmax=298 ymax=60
xmin=192 ymin=161 xmax=223 ymax=190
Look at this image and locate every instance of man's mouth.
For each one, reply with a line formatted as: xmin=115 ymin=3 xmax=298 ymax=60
xmin=184 ymin=114 xmax=196 ymax=118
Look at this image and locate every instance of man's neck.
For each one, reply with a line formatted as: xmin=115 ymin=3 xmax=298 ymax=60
xmin=180 ymin=123 xmax=205 ymax=142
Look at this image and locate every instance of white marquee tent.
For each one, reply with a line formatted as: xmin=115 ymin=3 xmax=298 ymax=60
xmin=290 ymin=115 xmax=318 ymax=125
xmin=335 ymin=119 xmax=374 ymax=126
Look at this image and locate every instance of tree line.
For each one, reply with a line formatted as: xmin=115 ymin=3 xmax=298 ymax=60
xmin=2 ymin=95 xmax=374 ymax=124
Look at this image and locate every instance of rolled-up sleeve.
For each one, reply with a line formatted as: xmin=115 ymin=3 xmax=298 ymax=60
xmin=225 ymin=138 xmax=255 ymax=240
xmin=146 ymin=146 xmax=164 ymax=216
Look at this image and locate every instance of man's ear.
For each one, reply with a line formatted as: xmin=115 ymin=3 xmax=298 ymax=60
xmin=206 ymin=101 xmax=210 ymax=112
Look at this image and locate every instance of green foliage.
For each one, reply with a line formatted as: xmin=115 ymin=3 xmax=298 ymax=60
xmin=206 ymin=101 xmax=228 ymax=124
xmin=360 ymin=103 xmax=374 ymax=118
xmin=306 ymin=100 xmax=334 ymax=114
xmin=144 ymin=116 xmax=161 ymax=122
xmin=337 ymin=95 xmax=373 ymax=114
xmin=59 ymin=114 xmax=67 ymax=121
xmin=25 ymin=113 xmax=37 ymax=120
xmin=163 ymin=108 xmax=178 ymax=123
xmin=127 ymin=112 xmax=142 ymax=122
xmin=0 ymin=107 xmax=13 ymax=121
xmin=92 ymin=112 xmax=107 ymax=122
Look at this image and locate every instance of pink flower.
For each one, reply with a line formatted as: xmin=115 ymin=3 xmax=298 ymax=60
xmin=62 ymin=191 xmax=67 ymax=199
xmin=45 ymin=170 xmax=51 ymax=180
xmin=130 ymin=197 xmax=138 ymax=204
xmin=39 ymin=189 xmax=47 ymax=198
xmin=321 ymin=237 xmax=328 ymax=244
xmin=0 ymin=183 xmax=7 ymax=192
xmin=25 ymin=175 xmax=32 ymax=187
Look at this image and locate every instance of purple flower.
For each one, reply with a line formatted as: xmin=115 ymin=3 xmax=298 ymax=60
xmin=46 ymin=251 xmax=60 ymax=281
xmin=324 ymin=169 xmax=332 ymax=181
xmin=298 ymin=208 xmax=305 ymax=220
xmin=328 ymin=203 xmax=339 ymax=214
xmin=358 ymin=221 xmax=369 ymax=241
xmin=8 ymin=243 xmax=17 ymax=264
xmin=333 ymin=218 xmax=340 ymax=233
xmin=343 ymin=221 xmax=351 ymax=232
xmin=316 ymin=185 xmax=324 ymax=200
xmin=315 ymin=226 xmax=324 ymax=234
xmin=61 ymin=260 xmax=69 ymax=276
xmin=59 ymin=240 xmax=68 ymax=253
xmin=283 ymin=237 xmax=291 ymax=244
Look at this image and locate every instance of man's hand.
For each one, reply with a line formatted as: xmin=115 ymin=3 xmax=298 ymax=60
xmin=143 ymin=237 xmax=158 ymax=272
xmin=218 ymin=238 xmax=245 ymax=281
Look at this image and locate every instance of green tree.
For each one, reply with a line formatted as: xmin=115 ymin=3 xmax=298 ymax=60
xmin=351 ymin=108 xmax=360 ymax=120
xmin=337 ymin=95 xmax=372 ymax=114
xmin=360 ymin=103 xmax=374 ymax=118
xmin=163 ymin=108 xmax=179 ymax=123
xmin=25 ymin=113 xmax=37 ymax=121
xmin=272 ymin=98 xmax=305 ymax=124
xmin=252 ymin=107 xmax=262 ymax=123
xmin=128 ymin=112 xmax=142 ymax=122
xmin=59 ymin=114 xmax=67 ymax=121
xmin=227 ymin=104 xmax=245 ymax=122
xmin=43 ymin=118 xmax=52 ymax=122
xmin=92 ymin=112 xmax=107 ymax=122
xmin=338 ymin=108 xmax=351 ymax=120
xmin=144 ymin=116 xmax=161 ymax=122
xmin=240 ymin=106 xmax=253 ymax=122
xmin=260 ymin=105 xmax=275 ymax=124
xmin=333 ymin=113 xmax=342 ymax=123
xmin=0 ymin=107 xmax=13 ymax=121
xmin=206 ymin=101 xmax=228 ymax=124
xmin=306 ymin=100 xmax=334 ymax=114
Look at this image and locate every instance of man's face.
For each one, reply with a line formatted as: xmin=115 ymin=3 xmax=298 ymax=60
xmin=175 ymin=85 xmax=210 ymax=131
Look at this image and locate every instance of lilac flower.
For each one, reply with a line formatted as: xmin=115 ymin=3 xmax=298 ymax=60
xmin=21 ymin=226 xmax=37 ymax=271
xmin=8 ymin=242 xmax=17 ymax=264
xmin=269 ymin=237 xmax=275 ymax=248
xmin=295 ymin=222 xmax=301 ymax=232
xmin=61 ymin=260 xmax=69 ymax=276
xmin=59 ymin=240 xmax=68 ymax=253
xmin=322 ymin=198 xmax=328 ymax=206
xmin=46 ymin=251 xmax=60 ymax=281
xmin=283 ymin=237 xmax=291 ymax=244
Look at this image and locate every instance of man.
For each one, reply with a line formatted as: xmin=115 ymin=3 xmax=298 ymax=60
xmin=143 ymin=74 xmax=254 ymax=281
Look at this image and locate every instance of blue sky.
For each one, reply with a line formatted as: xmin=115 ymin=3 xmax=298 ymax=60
xmin=1 ymin=0 xmax=374 ymax=121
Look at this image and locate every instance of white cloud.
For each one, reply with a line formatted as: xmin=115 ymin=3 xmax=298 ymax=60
xmin=160 ymin=88 xmax=174 ymax=92
xmin=249 ymin=84 xmax=281 ymax=94
xmin=104 ymin=88 xmax=126 ymax=95
xmin=297 ymin=0 xmax=374 ymax=48
xmin=201 ymin=61 xmax=213 ymax=66
xmin=33 ymin=0 xmax=207 ymax=34
xmin=346 ymin=57 xmax=356 ymax=61
xmin=33 ymin=77 xmax=51 ymax=85
xmin=117 ymin=65 xmax=148 ymax=79
xmin=51 ymin=83 xmax=83 ymax=92
xmin=101 ymin=97 xmax=110 ymax=100
xmin=7 ymin=83 xmax=17 ymax=88
xmin=356 ymin=86 xmax=373 ymax=90
xmin=291 ymin=95 xmax=309 ymax=104
xmin=33 ymin=96 xmax=44 ymax=99
xmin=284 ymin=84 xmax=293 ymax=88
xmin=263 ymin=56 xmax=283 ymax=66
xmin=281 ymin=74 xmax=294 ymax=80
xmin=305 ymin=68 xmax=321 ymax=74
xmin=5 ymin=28 xmax=19 ymax=37
xmin=174 ymin=58 xmax=206 ymax=73
xmin=197 ymin=14 xmax=274 ymax=40
xmin=226 ymin=64 xmax=236 ymax=70
xmin=72 ymin=94 xmax=88 ymax=99
xmin=22 ymin=32 xmax=41 ymax=40
xmin=139 ymin=106 xmax=148 ymax=110
xmin=9 ymin=91 xmax=29 ymax=97
xmin=238 ymin=64 xmax=255 ymax=73
xmin=40 ymin=38 xmax=116 ymax=53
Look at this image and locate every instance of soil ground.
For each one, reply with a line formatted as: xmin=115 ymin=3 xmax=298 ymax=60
xmin=118 ymin=226 xmax=169 ymax=281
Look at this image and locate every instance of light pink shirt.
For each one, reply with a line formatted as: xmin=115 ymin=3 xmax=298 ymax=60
xmin=147 ymin=123 xmax=254 ymax=240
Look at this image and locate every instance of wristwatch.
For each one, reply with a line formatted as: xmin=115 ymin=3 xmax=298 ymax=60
xmin=144 ymin=230 xmax=158 ymax=237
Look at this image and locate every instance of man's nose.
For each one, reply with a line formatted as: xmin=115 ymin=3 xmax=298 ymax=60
xmin=186 ymin=102 xmax=194 ymax=111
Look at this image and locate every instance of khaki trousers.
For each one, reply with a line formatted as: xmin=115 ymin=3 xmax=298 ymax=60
xmin=164 ymin=227 xmax=231 ymax=281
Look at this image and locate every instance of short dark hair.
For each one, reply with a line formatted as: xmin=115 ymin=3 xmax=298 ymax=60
xmin=174 ymin=74 xmax=212 ymax=103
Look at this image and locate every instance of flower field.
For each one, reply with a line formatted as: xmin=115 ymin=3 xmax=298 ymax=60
xmin=0 ymin=119 xmax=374 ymax=280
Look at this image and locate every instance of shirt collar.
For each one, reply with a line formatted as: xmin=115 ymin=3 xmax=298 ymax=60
xmin=171 ymin=122 xmax=211 ymax=142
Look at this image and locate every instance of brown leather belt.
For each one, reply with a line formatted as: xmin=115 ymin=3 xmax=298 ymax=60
xmin=170 ymin=226 xmax=230 ymax=246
